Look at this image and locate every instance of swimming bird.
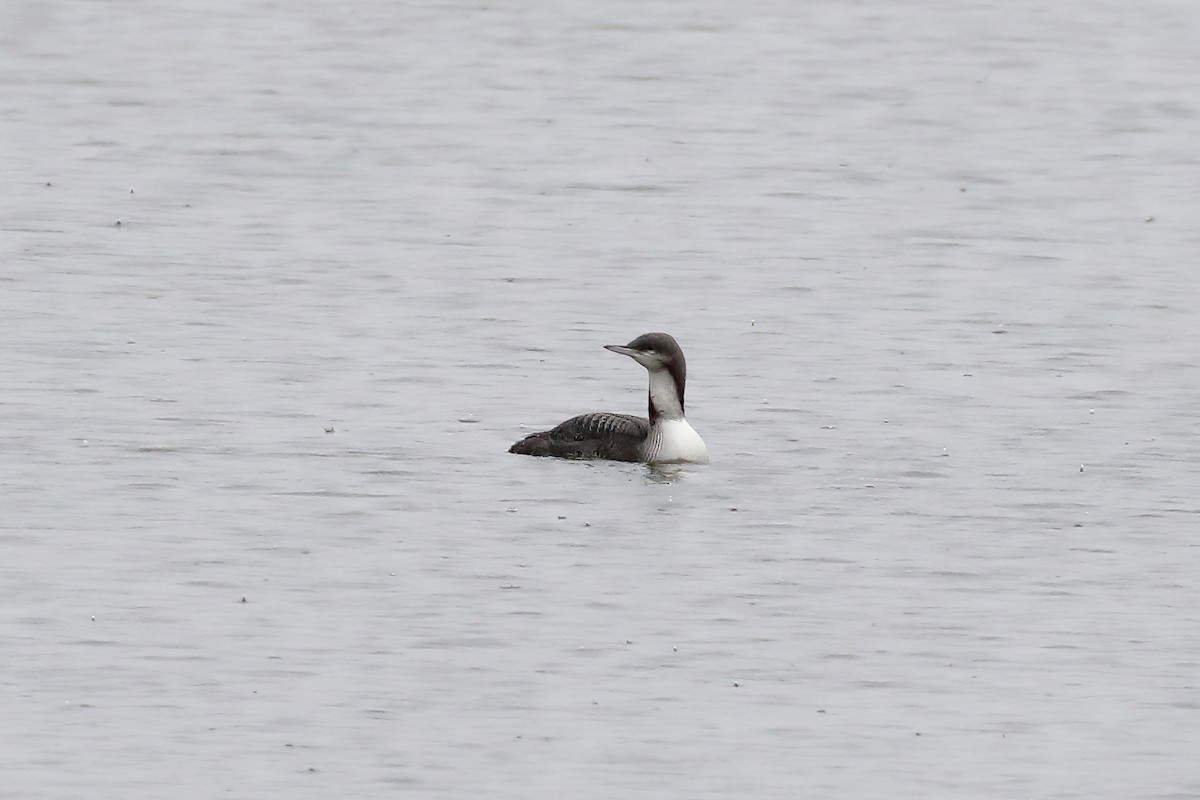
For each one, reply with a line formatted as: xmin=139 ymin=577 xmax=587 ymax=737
xmin=509 ymin=332 xmax=709 ymax=464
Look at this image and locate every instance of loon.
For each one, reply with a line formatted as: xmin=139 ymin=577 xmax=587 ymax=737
xmin=509 ymin=332 xmax=709 ymax=464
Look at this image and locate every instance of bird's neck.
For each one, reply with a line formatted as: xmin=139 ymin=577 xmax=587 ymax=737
xmin=647 ymin=368 xmax=684 ymax=424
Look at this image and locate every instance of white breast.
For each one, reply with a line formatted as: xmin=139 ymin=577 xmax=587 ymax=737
xmin=645 ymin=418 xmax=710 ymax=464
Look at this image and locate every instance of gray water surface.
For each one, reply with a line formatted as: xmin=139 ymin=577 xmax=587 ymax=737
xmin=3 ymin=1 xmax=1200 ymax=798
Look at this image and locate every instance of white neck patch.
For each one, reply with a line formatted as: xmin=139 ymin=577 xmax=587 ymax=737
xmin=647 ymin=369 xmax=684 ymax=420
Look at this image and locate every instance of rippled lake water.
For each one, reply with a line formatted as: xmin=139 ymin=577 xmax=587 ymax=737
xmin=3 ymin=1 xmax=1199 ymax=797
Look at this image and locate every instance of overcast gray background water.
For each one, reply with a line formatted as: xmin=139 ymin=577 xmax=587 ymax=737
xmin=3 ymin=1 xmax=1200 ymax=798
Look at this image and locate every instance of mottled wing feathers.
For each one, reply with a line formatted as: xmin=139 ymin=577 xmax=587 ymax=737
xmin=509 ymin=413 xmax=649 ymax=462
xmin=552 ymin=412 xmax=649 ymax=441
